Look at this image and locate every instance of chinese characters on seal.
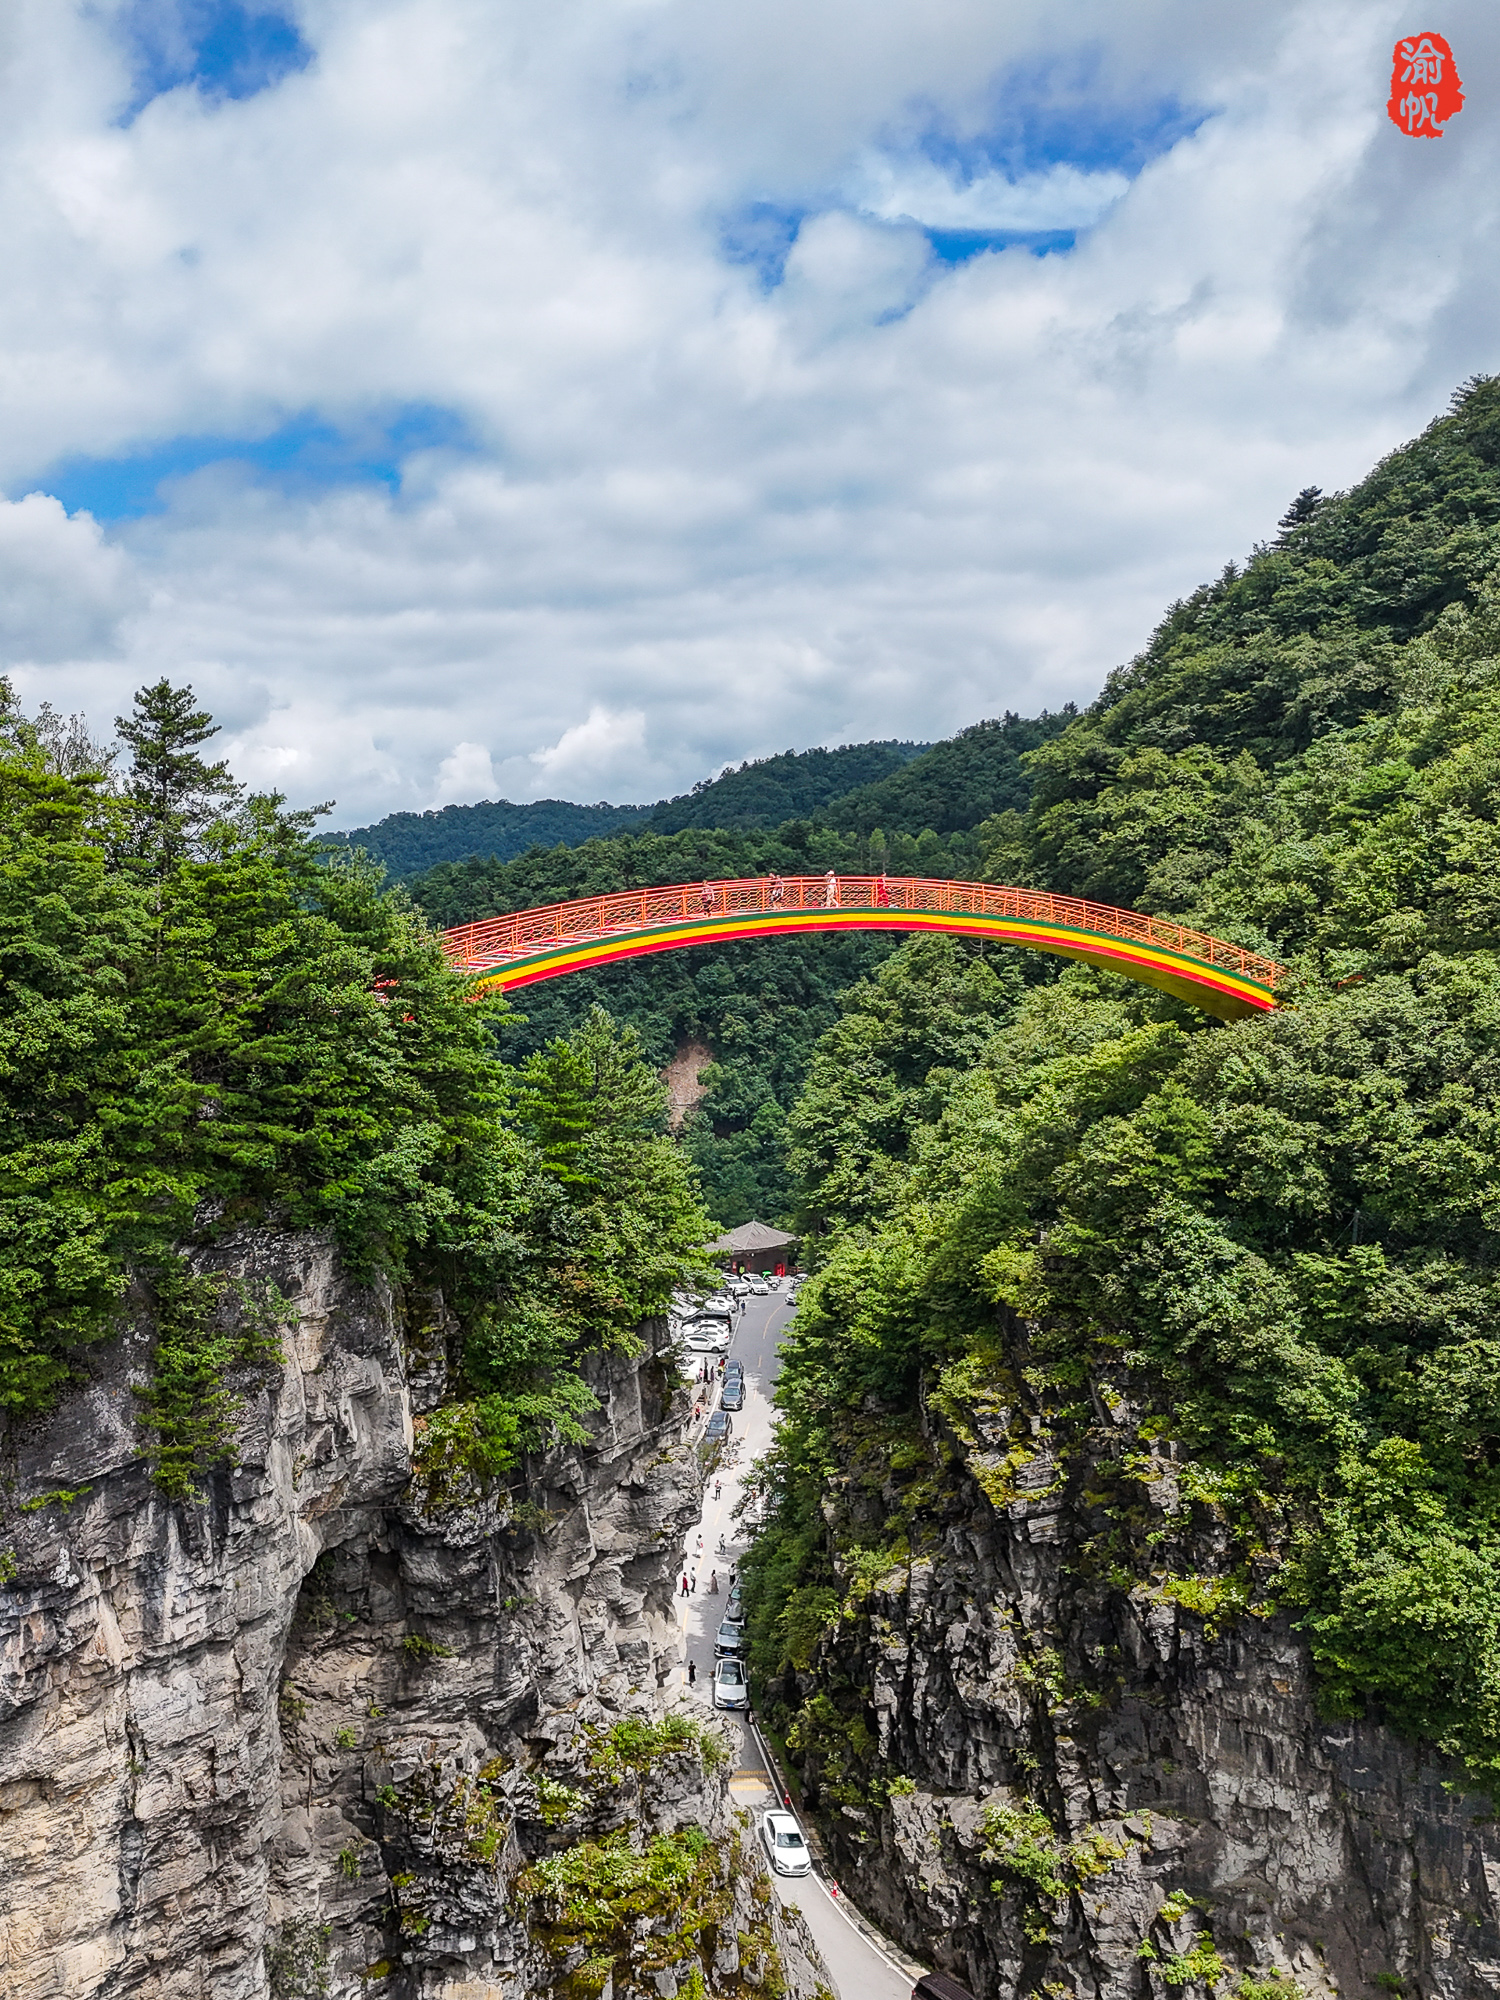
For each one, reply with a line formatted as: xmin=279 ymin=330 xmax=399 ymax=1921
xmin=1387 ymin=33 xmax=1464 ymax=137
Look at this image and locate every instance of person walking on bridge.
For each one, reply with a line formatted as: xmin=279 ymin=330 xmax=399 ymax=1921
xmin=876 ymin=872 xmax=891 ymax=908
xmin=824 ymin=869 xmax=838 ymax=908
xmin=768 ymin=873 xmax=784 ymax=906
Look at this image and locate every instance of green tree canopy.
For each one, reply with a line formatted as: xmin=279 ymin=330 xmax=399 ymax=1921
xmin=0 ymin=681 xmax=712 ymax=1496
xmin=751 ymin=378 xmax=1500 ymax=1794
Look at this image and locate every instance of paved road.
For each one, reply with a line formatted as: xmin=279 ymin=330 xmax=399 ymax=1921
xmin=675 ymin=1289 xmax=913 ymax=2000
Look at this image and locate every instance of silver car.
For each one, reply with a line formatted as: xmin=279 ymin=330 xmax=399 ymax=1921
xmin=759 ymin=1808 xmax=811 ymax=1876
xmin=714 ymin=1619 xmax=746 ymax=1657
xmin=713 ymin=1657 xmax=749 ymax=1710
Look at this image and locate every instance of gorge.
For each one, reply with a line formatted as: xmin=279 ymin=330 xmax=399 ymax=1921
xmin=7 ymin=377 xmax=1500 ymax=1997
xmin=0 ymin=1229 xmax=827 ymax=1999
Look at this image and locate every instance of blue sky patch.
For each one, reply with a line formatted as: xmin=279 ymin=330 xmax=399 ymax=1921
xmin=926 ymin=228 xmax=1079 ymax=265
xmin=722 ymin=61 xmax=1209 ymax=277
xmin=919 ymin=85 xmax=1204 ymax=185
xmin=116 ymin=1 xmax=312 ymax=118
xmin=719 ymin=203 xmax=803 ymax=291
xmin=36 ymin=405 xmax=474 ymax=521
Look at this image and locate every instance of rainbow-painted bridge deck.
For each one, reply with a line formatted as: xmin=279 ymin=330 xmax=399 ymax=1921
xmin=441 ymin=877 xmax=1282 ymax=1021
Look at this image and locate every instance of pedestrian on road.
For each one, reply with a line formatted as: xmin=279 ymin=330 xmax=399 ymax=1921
xmin=697 ymin=1534 xmax=704 ymax=1553
xmin=729 ymin=1568 xmax=737 ymax=1587
xmin=680 ymin=1573 xmax=689 ymax=1597
xmin=688 ymin=1659 xmax=697 ymax=1684
xmin=690 ymin=1572 xmax=698 ymax=1593
xmin=714 ymin=1480 xmax=722 ymax=1500
xmin=717 ymin=1534 xmax=727 ymax=1554
xmin=824 ymin=869 xmax=838 ymax=907
xmin=709 ymin=1570 xmax=718 ymax=1593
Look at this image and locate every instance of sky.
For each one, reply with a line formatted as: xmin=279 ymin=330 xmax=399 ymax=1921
xmin=1 ymin=2 xmax=1497 ymax=825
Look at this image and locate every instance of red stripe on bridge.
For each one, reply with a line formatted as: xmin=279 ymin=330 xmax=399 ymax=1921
xmin=439 ymin=877 xmax=1283 ymax=1021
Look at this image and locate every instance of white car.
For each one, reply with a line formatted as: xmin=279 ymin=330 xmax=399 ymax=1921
xmin=685 ymin=1320 xmax=732 ymax=1354
xmin=713 ymin=1657 xmax=749 ymax=1710
xmin=745 ymin=1276 xmax=769 ymax=1295
xmin=759 ymin=1808 xmax=811 ymax=1876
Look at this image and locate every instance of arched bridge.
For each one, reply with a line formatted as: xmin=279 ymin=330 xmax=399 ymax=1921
xmin=440 ymin=876 xmax=1282 ymax=1020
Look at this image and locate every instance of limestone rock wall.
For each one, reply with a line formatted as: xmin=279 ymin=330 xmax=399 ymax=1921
xmin=778 ymin=1347 xmax=1500 ymax=2000
xmin=0 ymin=1232 xmax=824 ymax=2000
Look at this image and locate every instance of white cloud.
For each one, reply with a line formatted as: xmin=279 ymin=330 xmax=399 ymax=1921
xmin=0 ymin=492 xmax=137 ymax=663
xmin=433 ymin=739 xmax=498 ymax=805
xmin=528 ymin=706 xmax=648 ymax=797
xmin=0 ymin=0 xmax=1496 ymax=821
xmin=778 ymin=211 xmax=933 ymax=335
xmin=848 ymin=156 xmax=1130 ymax=233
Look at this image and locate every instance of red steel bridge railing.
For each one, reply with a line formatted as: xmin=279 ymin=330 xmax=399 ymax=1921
xmin=440 ymin=875 xmax=1283 ymax=990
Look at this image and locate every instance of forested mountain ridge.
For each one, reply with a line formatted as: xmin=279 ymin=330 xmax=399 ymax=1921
xmin=643 ymin=736 xmax=928 ymax=834
xmin=325 ymin=735 xmax=928 ymax=881
xmin=824 ymin=709 xmax=1072 ymax=835
xmin=1001 ymin=373 xmax=1500 ymax=922
xmin=402 ymin=710 xmax=1074 ymax=1227
xmin=740 ymin=379 xmax=1500 ymax=1998
xmin=330 ymin=708 xmax=1070 ymax=888
xmin=320 ymin=795 xmax=654 ymax=881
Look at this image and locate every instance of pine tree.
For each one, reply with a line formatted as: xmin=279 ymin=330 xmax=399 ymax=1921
xmin=116 ymin=679 xmax=242 ymax=873
xmin=1275 ymin=485 xmax=1324 ymax=539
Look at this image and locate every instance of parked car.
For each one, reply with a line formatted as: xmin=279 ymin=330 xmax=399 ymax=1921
xmin=686 ymin=1320 xmax=732 ymax=1354
xmin=720 ymin=1373 xmax=745 ymax=1411
xmin=714 ymin=1619 xmax=746 ymax=1657
xmin=758 ymin=1808 xmax=812 ymax=1877
xmin=726 ymin=1587 xmax=744 ymax=1622
xmin=706 ymin=1409 xmax=732 ymax=1443
xmin=713 ymin=1657 xmax=749 ymax=1710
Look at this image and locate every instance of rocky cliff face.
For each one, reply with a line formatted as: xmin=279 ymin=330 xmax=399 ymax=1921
xmin=0 ymin=1231 xmax=825 ymax=2000
xmin=775 ymin=1329 xmax=1500 ymax=2000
